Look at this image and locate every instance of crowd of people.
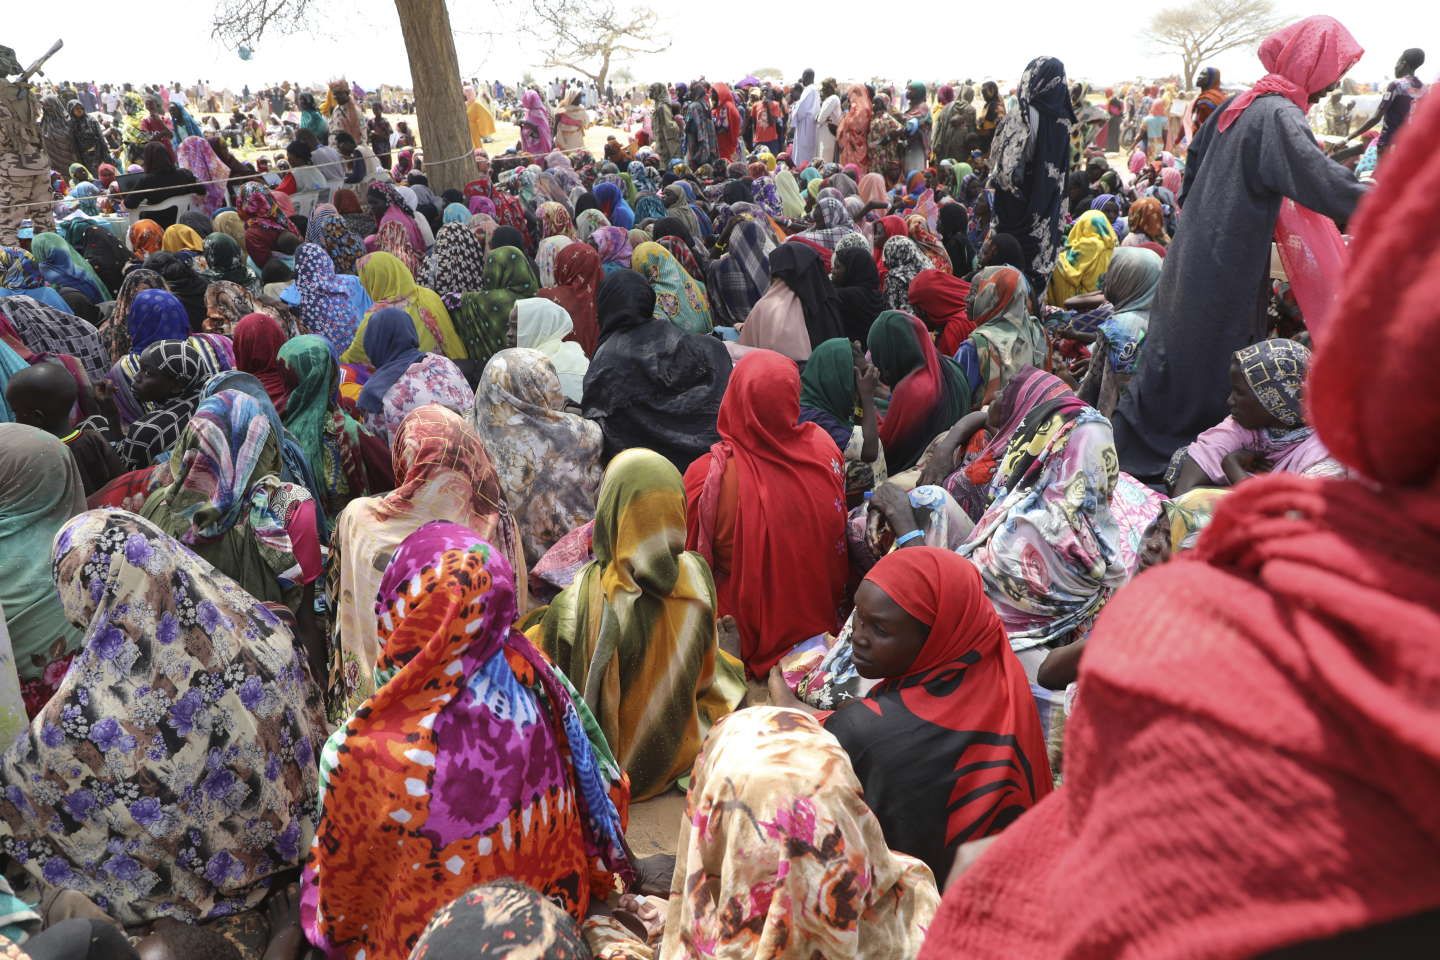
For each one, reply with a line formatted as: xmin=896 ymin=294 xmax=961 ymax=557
xmin=0 ymin=12 xmax=1436 ymax=960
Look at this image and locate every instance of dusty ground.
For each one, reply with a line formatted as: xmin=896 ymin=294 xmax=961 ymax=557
xmin=627 ymin=790 xmax=687 ymax=858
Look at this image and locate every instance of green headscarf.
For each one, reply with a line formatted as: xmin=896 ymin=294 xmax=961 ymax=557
xmin=798 ymin=338 xmax=857 ymax=426
xmin=277 ymin=335 xmax=353 ymax=500
xmin=867 ymin=310 xmax=926 ymax=388
xmin=31 ymin=230 xmax=112 ymax=300
xmin=0 ymin=424 xmax=86 ymax=681
xmin=453 ymin=247 xmax=538 ymax=370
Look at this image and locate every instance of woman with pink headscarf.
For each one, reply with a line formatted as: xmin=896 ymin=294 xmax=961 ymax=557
xmin=519 ymin=89 xmax=554 ymax=156
xmin=1112 ymin=15 xmax=1367 ymax=481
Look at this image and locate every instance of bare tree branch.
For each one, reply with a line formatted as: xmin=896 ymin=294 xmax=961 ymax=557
xmin=526 ymin=0 xmax=669 ymax=89
xmin=211 ymin=0 xmax=318 ymax=46
xmin=1142 ymin=0 xmax=1280 ymax=88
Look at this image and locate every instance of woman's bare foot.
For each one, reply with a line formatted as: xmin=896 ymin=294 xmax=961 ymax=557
xmin=261 ymin=884 xmax=305 ymax=960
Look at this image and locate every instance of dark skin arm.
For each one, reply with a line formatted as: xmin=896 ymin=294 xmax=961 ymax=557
xmin=854 ymin=343 xmax=880 ymax=464
xmin=294 ymin=581 xmax=326 ymax=687
xmin=1167 ymin=452 xmax=1213 ymax=497
xmin=870 ymin=481 xmax=922 ymax=542
xmin=918 ymin=409 xmax=988 ymax=487
xmin=1036 ymin=636 xmax=1085 ymax=690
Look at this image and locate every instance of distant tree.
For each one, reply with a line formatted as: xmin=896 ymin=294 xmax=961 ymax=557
xmin=528 ymin=0 xmax=668 ymax=92
xmin=752 ymin=67 xmax=784 ymax=83
xmin=1143 ymin=0 xmax=1280 ymax=90
xmin=212 ymin=0 xmax=475 ymax=192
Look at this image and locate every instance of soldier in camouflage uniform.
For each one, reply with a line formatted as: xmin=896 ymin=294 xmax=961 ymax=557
xmin=0 ymin=45 xmax=55 ymax=245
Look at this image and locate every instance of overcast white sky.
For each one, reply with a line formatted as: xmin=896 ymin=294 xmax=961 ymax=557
xmin=13 ymin=1 xmax=1431 ymax=92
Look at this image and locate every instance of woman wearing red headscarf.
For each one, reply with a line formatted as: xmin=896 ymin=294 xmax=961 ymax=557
xmin=1113 ymin=15 xmax=1367 ymax=481
xmin=772 ymin=547 xmax=1050 ymax=885
xmin=232 ymin=312 xmax=289 ymax=414
xmin=908 ymin=268 xmax=974 ymax=356
xmin=919 ymin=91 xmax=1440 ymax=960
xmin=684 ymin=350 xmax=848 ymax=677
xmin=536 ymin=243 xmax=603 ymax=356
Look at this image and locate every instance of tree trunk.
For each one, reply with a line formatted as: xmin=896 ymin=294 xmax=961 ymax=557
xmin=1182 ymin=53 xmax=1196 ymax=92
xmin=394 ymin=0 xmax=471 ymax=193
xmin=597 ymin=52 xmax=612 ymax=94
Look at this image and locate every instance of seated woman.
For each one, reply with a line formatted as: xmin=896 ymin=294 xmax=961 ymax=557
xmin=633 ymin=241 xmax=712 ymax=334
xmin=232 ymin=312 xmax=289 ymax=413
xmin=954 ymin=378 xmax=1131 ymax=689
xmin=921 ymin=365 xmax=1074 ymax=521
xmin=1119 ymin=194 xmax=1169 ymax=247
xmin=706 ymin=219 xmax=774 ymax=330
xmin=536 ymin=242 xmax=603 ymax=356
xmin=329 ymin=403 xmax=526 ymax=718
xmin=1046 ymin=209 xmax=1116 ymax=306
xmin=0 ymin=425 xmax=86 ymax=716
xmin=0 ymin=510 xmax=324 ymax=925
xmin=799 ymin=337 xmax=885 ymax=503
xmin=908 ymin=268 xmax=974 ymax=357
xmin=581 ymin=271 xmax=731 ymax=472
xmin=526 ymin=448 xmax=746 ymax=802
xmin=273 ymin=140 xmax=328 ymax=195
xmin=868 ymin=310 xmax=973 ymax=472
xmin=684 ymin=350 xmax=848 ymax=678
xmin=139 ymin=391 xmax=323 ymax=634
xmin=236 ymin=181 xmax=301 ymax=269
xmin=831 ymin=237 xmax=887 ymax=343
xmin=367 ymin=181 xmax=428 ymax=255
xmin=353 ymin=307 xmax=473 ymax=441
xmin=452 ymin=246 xmax=539 ymax=371
xmin=110 ymin=340 xmax=211 ymax=471
xmin=1168 ymin=339 xmax=1344 ymax=495
xmin=471 ymin=348 xmax=601 ymax=565
xmin=772 ymin=548 xmax=1050 ymax=885
xmin=514 ymin=297 xmax=588 ymax=403
xmin=302 ymin=524 xmax=631 ymax=959
xmin=342 ymin=251 xmax=468 ymax=364
xmin=959 ymin=265 xmax=1050 ymax=405
xmin=277 ymin=334 xmax=394 ymax=519
xmin=1074 ymin=246 xmax=1163 ymax=417
xmin=291 ymin=242 xmax=371 ymax=355
xmin=124 ymin=141 xmax=206 ymax=226
xmin=657 ymin=707 xmax=940 ymax=957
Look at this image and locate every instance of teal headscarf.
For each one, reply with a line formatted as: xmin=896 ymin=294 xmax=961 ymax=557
xmin=0 ymin=424 xmax=86 ymax=680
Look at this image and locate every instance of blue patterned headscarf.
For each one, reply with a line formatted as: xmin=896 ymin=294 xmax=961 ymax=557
xmin=1234 ymin=339 xmax=1310 ymax=428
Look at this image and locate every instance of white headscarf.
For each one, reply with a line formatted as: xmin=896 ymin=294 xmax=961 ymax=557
xmin=515 ymin=298 xmax=589 ymax=403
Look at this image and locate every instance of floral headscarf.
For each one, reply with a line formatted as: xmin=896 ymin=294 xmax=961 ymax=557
xmin=590 ymin=226 xmax=633 ymax=275
xmin=662 ymin=707 xmax=939 ymax=958
xmin=882 ymin=236 xmax=929 ymax=311
xmin=128 ymin=219 xmax=164 ymax=259
xmin=575 ymin=208 xmax=610 ymax=241
xmin=632 ymin=241 xmax=711 ymax=334
xmin=536 ymin=235 xmax=574 ymax=287
xmin=0 ymin=509 xmax=324 ymax=925
xmin=237 ymin=182 xmax=295 ymax=234
xmin=294 ymin=242 xmax=361 ymax=351
xmin=538 ymin=201 xmax=576 ymax=239
xmin=176 ymin=135 xmax=231 ymax=215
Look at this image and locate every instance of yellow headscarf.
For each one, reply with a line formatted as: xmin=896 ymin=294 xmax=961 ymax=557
xmin=340 ymin=251 xmax=469 ymax=363
xmin=1047 ymin=210 xmax=1117 ymax=305
xmin=775 ymin=170 xmax=806 ymax=219
xmin=161 ymin=223 xmax=204 ymax=253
